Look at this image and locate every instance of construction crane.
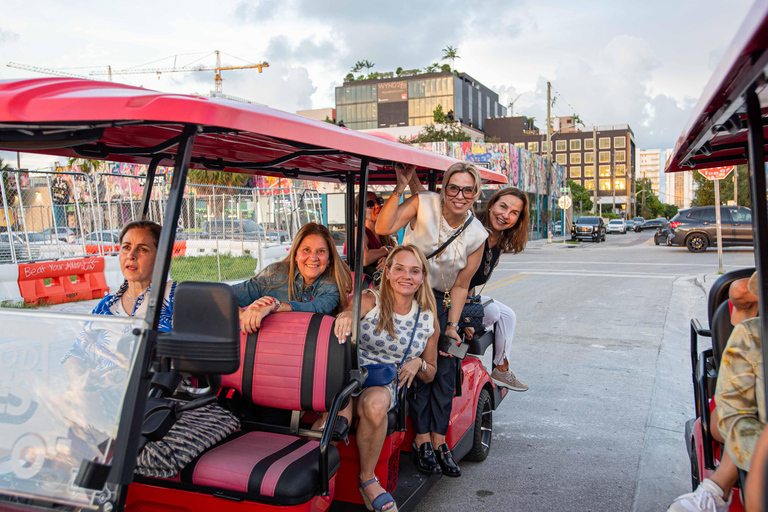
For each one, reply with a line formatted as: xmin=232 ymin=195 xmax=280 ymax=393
xmin=8 ymin=51 xmax=268 ymax=93
xmin=89 ymin=51 xmax=268 ymax=93
xmin=6 ymin=62 xmax=91 ymax=80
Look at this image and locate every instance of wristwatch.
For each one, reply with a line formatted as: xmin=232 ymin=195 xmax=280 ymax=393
xmin=272 ymin=299 xmax=282 ymax=313
xmin=419 ymin=357 xmax=427 ymax=373
xmin=446 ymin=322 xmax=459 ymax=331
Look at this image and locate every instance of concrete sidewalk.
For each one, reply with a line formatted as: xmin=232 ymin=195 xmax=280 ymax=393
xmin=632 ymin=273 xmax=715 ymax=512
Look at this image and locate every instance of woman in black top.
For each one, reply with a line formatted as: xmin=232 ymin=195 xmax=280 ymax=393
xmin=466 ymin=187 xmax=530 ymax=391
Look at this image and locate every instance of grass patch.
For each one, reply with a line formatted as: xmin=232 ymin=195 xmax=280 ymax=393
xmin=171 ymin=255 xmax=258 ymax=283
xmin=1 ymin=299 xmax=45 ymax=309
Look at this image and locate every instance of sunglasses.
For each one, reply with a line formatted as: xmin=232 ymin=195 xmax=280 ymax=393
xmin=366 ymin=197 xmax=384 ymax=208
xmin=445 ymin=184 xmax=477 ymax=198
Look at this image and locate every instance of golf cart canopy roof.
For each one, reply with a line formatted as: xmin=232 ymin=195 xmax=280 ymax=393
xmin=0 ymin=78 xmax=507 ymax=185
xmin=666 ymin=0 xmax=768 ymax=173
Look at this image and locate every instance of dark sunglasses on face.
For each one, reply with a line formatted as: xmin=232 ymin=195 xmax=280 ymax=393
xmin=366 ymin=197 xmax=384 ymax=208
xmin=445 ymin=184 xmax=477 ymax=198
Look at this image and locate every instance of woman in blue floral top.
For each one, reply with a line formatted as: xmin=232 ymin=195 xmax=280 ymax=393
xmin=62 ymin=220 xmax=176 ymax=381
xmin=234 ymin=222 xmax=352 ymax=334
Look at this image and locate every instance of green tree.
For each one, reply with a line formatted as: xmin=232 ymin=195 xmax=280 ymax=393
xmin=691 ymin=165 xmax=750 ymax=207
xmin=396 ymin=67 xmax=403 ymax=76
xmin=567 ymin=179 xmax=593 ymax=214
xmin=401 ymin=121 xmax=470 ymax=144
xmin=484 ymin=135 xmax=501 ymax=143
xmin=67 ymin=157 xmax=102 ymax=174
xmin=636 ymin=178 xmax=677 ymax=219
xmin=433 ymin=104 xmax=446 ymax=124
xmin=442 ymin=45 xmax=460 ymax=68
xmin=187 ymin=169 xmax=250 ymax=187
xmin=440 ymin=63 xmax=451 ymax=73
xmin=344 ymin=73 xmax=355 ymax=82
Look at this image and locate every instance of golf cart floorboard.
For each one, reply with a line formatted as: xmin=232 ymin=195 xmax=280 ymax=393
xmin=329 ymin=452 xmax=441 ymax=512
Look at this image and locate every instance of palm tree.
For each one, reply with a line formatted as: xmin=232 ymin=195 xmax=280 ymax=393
xmin=361 ymin=60 xmax=375 ymax=72
xmin=67 ymin=157 xmax=102 ymax=174
xmin=442 ymin=45 xmax=460 ymax=68
xmin=187 ymin=169 xmax=250 ymax=188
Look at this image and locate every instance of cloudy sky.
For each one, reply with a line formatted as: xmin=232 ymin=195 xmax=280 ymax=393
xmin=0 ymin=0 xmax=754 ymax=168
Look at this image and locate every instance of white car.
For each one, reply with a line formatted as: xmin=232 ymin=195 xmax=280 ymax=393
xmin=606 ymin=219 xmax=627 ymax=234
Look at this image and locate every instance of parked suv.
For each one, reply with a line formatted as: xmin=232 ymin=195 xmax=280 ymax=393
xmin=606 ymin=219 xmax=627 ymax=234
xmin=571 ymin=216 xmax=606 ymax=242
xmin=668 ymin=205 xmax=753 ymax=252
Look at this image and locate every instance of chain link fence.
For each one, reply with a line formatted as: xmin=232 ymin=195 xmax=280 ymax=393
xmin=0 ymin=169 xmax=325 ymax=285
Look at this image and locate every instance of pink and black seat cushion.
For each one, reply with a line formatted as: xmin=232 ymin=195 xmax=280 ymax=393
xmin=136 ymin=312 xmax=348 ymax=504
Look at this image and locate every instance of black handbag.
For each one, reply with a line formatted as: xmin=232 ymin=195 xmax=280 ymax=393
xmin=458 ymin=295 xmax=485 ymax=331
xmin=362 ymin=306 xmax=421 ymax=388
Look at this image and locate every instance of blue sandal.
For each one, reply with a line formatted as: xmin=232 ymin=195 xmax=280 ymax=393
xmin=359 ymin=475 xmax=398 ymax=512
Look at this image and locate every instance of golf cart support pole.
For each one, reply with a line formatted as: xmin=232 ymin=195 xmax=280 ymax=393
xmin=108 ymin=124 xmax=198 ymax=511
xmin=139 ymin=155 xmax=164 ymax=220
xmin=745 ymin=83 xmax=768 ymax=425
xmin=350 ymin=157 xmax=369 ymax=379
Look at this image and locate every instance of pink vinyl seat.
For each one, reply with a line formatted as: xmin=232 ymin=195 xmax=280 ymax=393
xmin=136 ymin=312 xmax=351 ymax=506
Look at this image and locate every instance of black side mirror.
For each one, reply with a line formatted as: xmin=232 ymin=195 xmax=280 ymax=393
xmin=156 ymin=282 xmax=240 ymax=375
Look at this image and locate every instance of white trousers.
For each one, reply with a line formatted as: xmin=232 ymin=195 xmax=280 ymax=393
xmin=480 ymin=295 xmax=516 ymax=366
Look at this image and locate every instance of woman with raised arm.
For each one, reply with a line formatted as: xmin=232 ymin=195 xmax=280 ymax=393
xmin=375 ymin=162 xmax=487 ymax=478
xmin=334 ymin=244 xmax=438 ymax=512
xmin=234 ymin=222 xmax=352 ymax=334
xmin=466 ymin=187 xmax=530 ymax=391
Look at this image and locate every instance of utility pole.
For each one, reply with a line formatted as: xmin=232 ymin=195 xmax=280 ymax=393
xmin=641 ymin=175 xmax=647 ymax=215
xmin=734 ymin=171 xmax=738 ymax=205
xmin=546 ymin=81 xmax=553 ymax=241
xmin=593 ymin=126 xmax=598 ymax=214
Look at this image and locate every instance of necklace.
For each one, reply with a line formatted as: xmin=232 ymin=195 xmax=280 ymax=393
xmin=125 ymin=286 xmax=148 ymax=302
xmin=437 ymin=203 xmax=462 ymax=310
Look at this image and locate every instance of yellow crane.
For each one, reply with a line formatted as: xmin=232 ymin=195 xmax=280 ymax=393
xmin=89 ymin=51 xmax=268 ymax=93
xmin=7 ymin=51 xmax=268 ymax=93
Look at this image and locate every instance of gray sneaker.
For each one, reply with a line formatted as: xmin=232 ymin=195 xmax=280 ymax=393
xmin=491 ymin=368 xmax=528 ymax=391
xmin=666 ymin=478 xmax=731 ymax=512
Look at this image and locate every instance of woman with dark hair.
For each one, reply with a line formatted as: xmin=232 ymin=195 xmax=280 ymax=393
xmin=376 ymin=162 xmax=487 ymax=478
xmin=234 ymin=222 xmax=352 ymax=333
xmin=63 ymin=220 xmax=176 ymax=378
xmin=467 ymin=187 xmax=530 ymax=391
xmin=354 ymin=191 xmax=395 ymax=277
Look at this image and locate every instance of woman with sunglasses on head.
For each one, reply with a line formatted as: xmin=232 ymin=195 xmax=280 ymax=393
xmin=356 ymin=191 xmax=396 ymax=277
xmin=376 ymin=162 xmax=487 ymax=478
xmin=465 ymin=187 xmax=530 ymax=392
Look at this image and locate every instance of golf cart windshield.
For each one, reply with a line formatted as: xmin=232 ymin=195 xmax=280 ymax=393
xmin=0 ymin=310 xmax=143 ymax=508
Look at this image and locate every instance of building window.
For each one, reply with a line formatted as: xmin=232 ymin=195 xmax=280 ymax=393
xmin=584 ymin=138 xmax=595 ymax=150
xmin=528 ymin=142 xmax=539 ymax=152
xmin=570 ymin=139 xmax=581 ymax=151
xmin=556 ymin=154 xmax=567 ymax=165
xmin=614 ymin=179 xmax=626 ymax=190
xmin=570 ymin=166 xmax=582 ymax=178
xmin=541 ymin=141 xmax=549 ymax=153
xmin=599 ymin=165 xmax=611 ymax=177
xmin=514 ymin=143 xmax=525 ymax=149
xmin=615 ymin=150 xmax=626 ymax=162
xmin=599 ymin=151 xmax=611 ymax=163
xmin=585 ymin=180 xmax=595 ymax=190
xmin=555 ymin=140 xmax=567 ymax=152
xmin=599 ymin=137 xmax=611 ymax=149
xmin=570 ymin=153 xmax=581 ymax=164
xmin=614 ymin=136 xmax=626 ymax=148
xmin=584 ymin=152 xmax=594 ymax=164
xmin=615 ymin=164 xmax=627 ymax=176
xmin=584 ymin=165 xmax=595 ymax=177
xmin=599 ymin=179 xmax=612 ymax=190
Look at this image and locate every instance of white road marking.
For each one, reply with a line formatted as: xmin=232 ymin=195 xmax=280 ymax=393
xmin=490 ymin=270 xmax=680 ymax=279
xmin=497 ymin=260 xmax=740 ymax=268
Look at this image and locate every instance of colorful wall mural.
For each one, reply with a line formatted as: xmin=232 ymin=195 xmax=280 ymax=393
xmin=412 ymin=141 xmax=565 ymax=197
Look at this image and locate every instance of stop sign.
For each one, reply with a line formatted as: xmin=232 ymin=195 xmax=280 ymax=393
xmin=698 ymin=166 xmax=735 ymax=180
xmin=558 ymin=196 xmax=572 ymax=209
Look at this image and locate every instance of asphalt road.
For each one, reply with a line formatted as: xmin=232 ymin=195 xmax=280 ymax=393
xmin=413 ymin=230 xmax=756 ymax=512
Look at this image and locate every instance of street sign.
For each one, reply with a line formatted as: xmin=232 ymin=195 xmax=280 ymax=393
xmin=698 ymin=165 xmax=735 ymax=180
xmin=558 ymin=196 xmax=572 ymax=209
xmin=560 ymin=187 xmax=571 ymax=194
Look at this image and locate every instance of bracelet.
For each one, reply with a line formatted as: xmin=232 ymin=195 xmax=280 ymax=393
xmin=272 ymin=299 xmax=282 ymax=313
xmin=392 ymin=189 xmax=403 ymax=198
xmin=446 ymin=322 xmax=459 ymax=331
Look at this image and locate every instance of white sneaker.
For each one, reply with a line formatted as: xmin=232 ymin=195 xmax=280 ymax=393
xmin=667 ymin=479 xmax=731 ymax=512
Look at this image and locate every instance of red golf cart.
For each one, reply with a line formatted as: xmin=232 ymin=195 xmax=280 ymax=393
xmin=0 ymin=77 xmax=509 ymax=512
xmin=667 ymin=1 xmax=768 ymax=508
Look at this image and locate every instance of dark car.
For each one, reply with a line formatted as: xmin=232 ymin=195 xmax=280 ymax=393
xmin=654 ymin=221 xmax=671 ymax=245
xmin=571 ymin=216 xmax=606 ymax=243
xmin=668 ymin=205 xmax=753 ymax=252
xmin=634 ymin=218 xmax=667 ymax=232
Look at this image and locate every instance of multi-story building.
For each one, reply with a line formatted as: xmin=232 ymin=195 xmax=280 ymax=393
xmin=665 ymin=160 xmax=695 ymax=209
xmin=485 ymin=116 xmax=637 ymax=215
xmin=334 ymin=72 xmax=507 ymax=132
